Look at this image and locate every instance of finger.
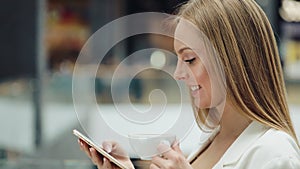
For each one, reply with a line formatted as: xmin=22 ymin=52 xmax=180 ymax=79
xmin=90 ymin=148 xmax=103 ymax=166
xmin=80 ymin=140 xmax=92 ymax=158
xmin=172 ymin=140 xmax=183 ymax=154
xmin=152 ymin=156 xmax=167 ymax=167
xmin=149 ymin=163 xmax=160 ymax=169
xmin=78 ymin=139 xmax=83 ymax=150
xmin=102 ymin=157 xmax=112 ymax=169
xmin=157 ymin=142 xmax=174 ymax=158
xmin=103 ymin=141 xmax=127 ymax=157
xmin=102 ymin=141 xmax=113 ymax=153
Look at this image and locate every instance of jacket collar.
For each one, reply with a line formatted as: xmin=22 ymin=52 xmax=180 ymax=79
xmin=187 ymin=126 xmax=220 ymax=163
xmin=218 ymin=121 xmax=269 ymax=166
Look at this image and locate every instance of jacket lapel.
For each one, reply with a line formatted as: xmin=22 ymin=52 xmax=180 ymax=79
xmin=217 ymin=121 xmax=269 ymax=167
xmin=187 ymin=126 xmax=221 ymax=163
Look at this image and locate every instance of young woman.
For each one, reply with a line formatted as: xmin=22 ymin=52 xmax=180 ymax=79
xmin=78 ymin=0 xmax=300 ymax=168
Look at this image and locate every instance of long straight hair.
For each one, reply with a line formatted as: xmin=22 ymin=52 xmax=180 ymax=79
xmin=178 ymin=0 xmax=299 ymax=145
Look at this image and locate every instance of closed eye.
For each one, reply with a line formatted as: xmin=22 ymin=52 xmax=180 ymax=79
xmin=184 ymin=58 xmax=196 ymax=64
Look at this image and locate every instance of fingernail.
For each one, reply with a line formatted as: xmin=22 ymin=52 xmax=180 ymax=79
xmin=172 ymin=140 xmax=179 ymax=147
xmin=157 ymin=142 xmax=171 ymax=153
xmin=104 ymin=145 xmax=112 ymax=153
xmin=160 ymin=140 xmax=171 ymax=146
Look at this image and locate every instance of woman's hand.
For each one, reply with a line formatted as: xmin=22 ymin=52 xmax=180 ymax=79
xmin=78 ymin=139 xmax=134 ymax=169
xmin=150 ymin=141 xmax=193 ymax=169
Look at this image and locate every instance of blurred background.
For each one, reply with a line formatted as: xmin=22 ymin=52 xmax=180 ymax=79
xmin=0 ymin=0 xmax=299 ymax=168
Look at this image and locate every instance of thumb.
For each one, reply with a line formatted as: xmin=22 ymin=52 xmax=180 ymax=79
xmin=102 ymin=142 xmax=112 ymax=153
xmin=157 ymin=141 xmax=171 ymax=154
xmin=172 ymin=140 xmax=183 ymax=154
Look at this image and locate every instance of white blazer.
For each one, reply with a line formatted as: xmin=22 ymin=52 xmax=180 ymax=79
xmin=187 ymin=121 xmax=300 ymax=169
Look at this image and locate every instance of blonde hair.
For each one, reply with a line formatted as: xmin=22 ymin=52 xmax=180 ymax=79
xmin=178 ymin=0 xmax=299 ymax=144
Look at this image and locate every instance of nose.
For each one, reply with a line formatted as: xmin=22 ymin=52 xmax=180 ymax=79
xmin=173 ymin=62 xmax=188 ymax=80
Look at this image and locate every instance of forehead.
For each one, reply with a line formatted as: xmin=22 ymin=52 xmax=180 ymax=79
xmin=174 ymin=19 xmax=205 ymax=52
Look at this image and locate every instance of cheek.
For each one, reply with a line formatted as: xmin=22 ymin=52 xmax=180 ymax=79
xmin=201 ymin=73 xmax=212 ymax=97
xmin=188 ymin=64 xmax=205 ymax=80
xmin=195 ymin=67 xmax=210 ymax=86
xmin=205 ymin=71 xmax=226 ymax=106
xmin=198 ymin=70 xmax=213 ymax=100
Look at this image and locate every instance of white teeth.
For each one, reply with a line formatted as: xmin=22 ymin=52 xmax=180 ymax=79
xmin=191 ymin=85 xmax=200 ymax=91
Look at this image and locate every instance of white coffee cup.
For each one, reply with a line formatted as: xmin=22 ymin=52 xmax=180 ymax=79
xmin=128 ymin=134 xmax=176 ymax=160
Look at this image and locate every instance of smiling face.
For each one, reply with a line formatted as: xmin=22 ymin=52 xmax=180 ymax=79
xmin=173 ymin=40 xmax=212 ymax=109
xmin=173 ymin=20 xmax=226 ymax=110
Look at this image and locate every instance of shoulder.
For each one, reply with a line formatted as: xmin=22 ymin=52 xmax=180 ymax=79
xmin=252 ymin=128 xmax=299 ymax=156
xmin=243 ymin=128 xmax=300 ymax=168
xmin=213 ymin=122 xmax=299 ymax=168
xmin=262 ymin=155 xmax=300 ymax=169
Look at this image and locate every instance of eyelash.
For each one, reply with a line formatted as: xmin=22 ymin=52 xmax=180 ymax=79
xmin=184 ymin=58 xmax=196 ymax=64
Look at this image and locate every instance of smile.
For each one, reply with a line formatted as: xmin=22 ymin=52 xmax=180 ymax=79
xmin=191 ymin=85 xmax=201 ymax=91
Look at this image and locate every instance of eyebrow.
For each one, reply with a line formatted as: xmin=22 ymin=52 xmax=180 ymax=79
xmin=176 ymin=47 xmax=193 ymax=54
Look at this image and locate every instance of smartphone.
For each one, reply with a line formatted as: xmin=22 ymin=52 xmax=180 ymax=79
xmin=73 ymin=129 xmax=128 ymax=169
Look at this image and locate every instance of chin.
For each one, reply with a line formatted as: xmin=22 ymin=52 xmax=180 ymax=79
xmin=193 ymin=99 xmax=210 ymax=109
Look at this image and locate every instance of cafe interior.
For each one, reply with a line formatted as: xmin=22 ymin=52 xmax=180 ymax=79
xmin=0 ymin=0 xmax=299 ymax=168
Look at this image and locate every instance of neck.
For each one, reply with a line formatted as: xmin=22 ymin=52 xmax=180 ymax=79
xmin=218 ymin=102 xmax=252 ymax=140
